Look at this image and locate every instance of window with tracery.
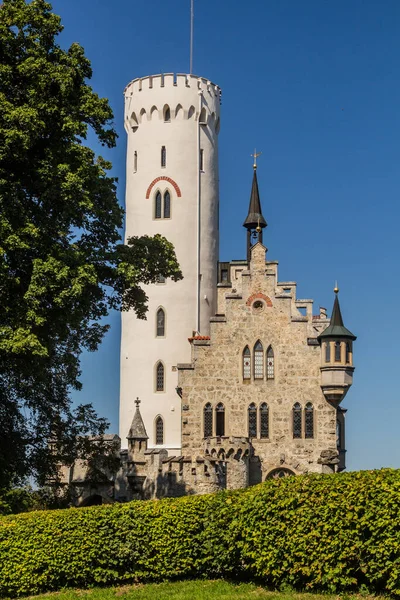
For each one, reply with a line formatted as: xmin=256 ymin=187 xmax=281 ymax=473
xmin=216 ymin=403 xmax=225 ymax=437
xmin=155 ymin=191 xmax=162 ymax=219
xmin=335 ymin=341 xmax=341 ymax=362
xmin=163 ymin=191 xmax=170 ymax=218
xmin=325 ymin=341 xmax=331 ymax=362
xmin=267 ymin=346 xmax=274 ymax=379
xmin=156 ymin=308 xmax=165 ymax=337
xmin=156 ymin=362 xmax=164 ymax=392
xmin=248 ymin=403 xmax=257 ymax=438
xmin=161 ymin=145 xmax=166 ymax=167
xmin=305 ymin=403 xmax=314 ymax=439
xmin=254 ymin=341 xmax=264 ymax=379
xmin=204 ymin=403 xmax=213 ymax=437
xmin=243 ymin=346 xmax=251 ymax=380
xmin=260 ymin=402 xmax=269 ymax=439
xmin=155 ymin=416 xmax=164 ymax=444
xmin=293 ymin=402 xmax=302 ymax=438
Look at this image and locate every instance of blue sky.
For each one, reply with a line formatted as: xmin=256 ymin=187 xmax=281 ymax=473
xmin=51 ymin=0 xmax=400 ymax=471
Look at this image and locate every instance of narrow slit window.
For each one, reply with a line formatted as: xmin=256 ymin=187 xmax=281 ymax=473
xmin=254 ymin=341 xmax=264 ymax=379
xmin=200 ymin=149 xmax=204 ymax=171
xmin=267 ymin=346 xmax=274 ymax=380
xmin=345 ymin=342 xmax=351 ymax=364
xmin=325 ymin=341 xmax=331 ymax=363
xmin=335 ymin=341 xmax=341 ymax=362
xmin=133 ymin=151 xmax=137 ymax=173
xmin=243 ymin=346 xmax=251 ymax=380
xmin=155 ymin=416 xmax=164 ymax=444
xmin=204 ymin=403 xmax=212 ymax=437
xmin=336 ymin=419 xmax=342 ymax=449
xmin=156 ymin=308 xmax=165 ymax=337
xmin=163 ymin=191 xmax=170 ymax=218
xmin=260 ymin=403 xmax=269 ymax=439
xmin=248 ymin=403 xmax=257 ymax=438
xmin=293 ymin=403 xmax=302 ymax=438
xmin=161 ymin=146 xmax=166 ymax=168
xmin=156 ymin=362 xmax=164 ymax=392
xmin=155 ymin=191 xmax=162 ymax=219
xmin=216 ymin=403 xmax=225 ymax=437
xmin=305 ymin=403 xmax=314 ymax=439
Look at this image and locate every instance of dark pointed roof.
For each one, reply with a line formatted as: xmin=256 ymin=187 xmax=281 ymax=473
xmin=127 ymin=398 xmax=148 ymax=440
xmin=243 ymin=169 xmax=267 ymax=230
xmin=318 ymin=293 xmax=356 ymax=341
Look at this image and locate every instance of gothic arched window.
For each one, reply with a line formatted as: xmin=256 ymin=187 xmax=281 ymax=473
xmin=163 ymin=191 xmax=170 ymax=218
xmin=260 ymin=403 xmax=269 ymax=439
xmin=345 ymin=342 xmax=351 ymax=364
xmin=267 ymin=346 xmax=274 ymax=380
xmin=254 ymin=340 xmax=264 ymax=379
xmin=335 ymin=341 xmax=341 ymax=362
xmin=216 ymin=403 xmax=225 ymax=437
xmin=243 ymin=346 xmax=251 ymax=380
xmin=156 ymin=361 xmax=164 ymax=392
xmin=293 ymin=403 xmax=302 ymax=439
xmin=155 ymin=191 xmax=162 ymax=219
xmin=164 ymin=106 xmax=171 ymax=122
xmin=156 ymin=308 xmax=165 ymax=337
xmin=325 ymin=341 xmax=331 ymax=363
xmin=155 ymin=416 xmax=164 ymax=444
xmin=248 ymin=403 xmax=257 ymax=438
xmin=204 ymin=403 xmax=212 ymax=438
xmin=305 ymin=403 xmax=314 ymax=439
xmin=161 ymin=145 xmax=166 ymax=167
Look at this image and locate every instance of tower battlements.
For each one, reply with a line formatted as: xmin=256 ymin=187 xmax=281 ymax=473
xmin=124 ymin=73 xmax=221 ymax=97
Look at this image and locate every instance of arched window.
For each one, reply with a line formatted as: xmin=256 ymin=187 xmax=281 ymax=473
xmin=155 ymin=416 xmax=164 ymax=444
xmin=305 ymin=403 xmax=314 ymax=439
xmin=260 ymin=403 xmax=269 ymax=439
xmin=199 ymin=107 xmax=207 ymax=125
xmin=161 ymin=145 xmax=166 ymax=167
xmin=336 ymin=419 xmax=342 ymax=449
xmin=325 ymin=341 xmax=331 ymax=363
xmin=335 ymin=341 xmax=341 ymax=362
xmin=156 ymin=308 xmax=165 ymax=337
xmin=156 ymin=362 xmax=164 ymax=392
xmin=345 ymin=342 xmax=351 ymax=364
xmin=163 ymin=191 xmax=170 ymax=218
xmin=155 ymin=191 xmax=162 ymax=219
xmin=293 ymin=403 xmax=302 ymax=439
xmin=164 ymin=106 xmax=171 ymax=122
xmin=254 ymin=341 xmax=264 ymax=379
xmin=267 ymin=346 xmax=274 ymax=380
xmin=248 ymin=403 xmax=257 ymax=438
xmin=216 ymin=403 xmax=225 ymax=437
xmin=243 ymin=346 xmax=251 ymax=380
xmin=204 ymin=403 xmax=212 ymax=437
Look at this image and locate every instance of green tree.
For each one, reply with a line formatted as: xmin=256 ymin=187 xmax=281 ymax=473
xmin=0 ymin=0 xmax=182 ymax=490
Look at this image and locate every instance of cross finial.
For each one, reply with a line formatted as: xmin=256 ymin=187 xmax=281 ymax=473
xmin=251 ymin=148 xmax=262 ymax=170
xmin=135 ymin=397 xmax=141 ymax=408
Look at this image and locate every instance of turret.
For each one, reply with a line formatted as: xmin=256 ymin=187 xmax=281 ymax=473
xmin=127 ymin=398 xmax=148 ymax=462
xmin=318 ymin=287 xmax=356 ymax=405
xmin=243 ymin=159 xmax=267 ymax=263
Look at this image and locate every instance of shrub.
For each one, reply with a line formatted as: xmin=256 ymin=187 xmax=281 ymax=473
xmin=0 ymin=470 xmax=399 ymax=597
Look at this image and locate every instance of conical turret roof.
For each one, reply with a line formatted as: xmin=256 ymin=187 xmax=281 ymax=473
xmin=318 ymin=293 xmax=356 ymax=341
xmin=127 ymin=398 xmax=148 ymax=440
xmin=243 ymin=169 xmax=267 ymax=229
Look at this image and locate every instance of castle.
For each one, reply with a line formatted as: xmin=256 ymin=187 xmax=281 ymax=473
xmin=61 ymin=73 xmax=356 ymax=506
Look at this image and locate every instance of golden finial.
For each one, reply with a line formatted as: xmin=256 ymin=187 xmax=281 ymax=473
xmin=251 ymin=148 xmax=262 ymax=169
xmin=334 ymin=281 xmax=339 ymax=294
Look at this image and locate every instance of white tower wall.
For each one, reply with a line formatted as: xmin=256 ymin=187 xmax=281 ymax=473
xmin=120 ymin=74 xmax=221 ymax=453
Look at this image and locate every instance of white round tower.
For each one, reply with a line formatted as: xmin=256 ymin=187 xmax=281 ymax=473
xmin=120 ymin=73 xmax=221 ymax=453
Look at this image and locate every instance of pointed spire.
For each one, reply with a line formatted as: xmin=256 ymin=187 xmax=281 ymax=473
xmin=318 ymin=288 xmax=356 ymax=341
xmin=243 ymin=168 xmax=267 ymax=230
xmin=127 ymin=398 xmax=148 ymax=440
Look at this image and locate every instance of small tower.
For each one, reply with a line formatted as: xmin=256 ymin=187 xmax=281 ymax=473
xmin=318 ymin=288 xmax=356 ymax=405
xmin=243 ymin=160 xmax=267 ymax=262
xmin=127 ymin=398 xmax=148 ymax=462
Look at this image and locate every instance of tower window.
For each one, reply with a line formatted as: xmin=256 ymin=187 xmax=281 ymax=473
xmin=154 ymin=190 xmax=172 ymax=220
xmin=254 ymin=341 xmax=264 ymax=379
xmin=164 ymin=106 xmax=171 ymax=122
xmin=243 ymin=346 xmax=251 ymax=380
xmin=267 ymin=346 xmax=274 ymax=380
xmin=163 ymin=191 xmax=170 ymax=218
xmin=305 ymin=403 xmax=314 ymax=439
xmin=335 ymin=341 xmax=341 ymax=362
xmin=325 ymin=341 xmax=331 ymax=363
xmin=133 ymin=151 xmax=137 ymax=173
xmin=199 ymin=107 xmax=207 ymax=125
xmin=156 ymin=362 xmax=164 ymax=392
xmin=248 ymin=403 xmax=257 ymax=438
xmin=200 ymin=149 xmax=204 ymax=171
xmin=345 ymin=342 xmax=351 ymax=364
xmin=155 ymin=416 xmax=164 ymax=444
xmin=156 ymin=308 xmax=165 ymax=337
xmin=260 ymin=403 xmax=269 ymax=439
xmin=293 ymin=403 xmax=302 ymax=439
xmin=204 ymin=403 xmax=212 ymax=437
xmin=155 ymin=191 xmax=162 ymax=219
xmin=161 ymin=146 xmax=166 ymax=168
xmin=216 ymin=403 xmax=225 ymax=437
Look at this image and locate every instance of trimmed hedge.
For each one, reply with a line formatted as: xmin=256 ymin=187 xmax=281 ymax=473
xmin=0 ymin=470 xmax=399 ymax=597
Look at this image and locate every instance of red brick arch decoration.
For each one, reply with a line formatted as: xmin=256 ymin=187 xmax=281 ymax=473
xmin=146 ymin=176 xmax=182 ymax=199
xmin=246 ymin=293 xmax=273 ymax=307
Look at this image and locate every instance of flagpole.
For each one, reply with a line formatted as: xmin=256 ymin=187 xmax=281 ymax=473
xmin=190 ymin=0 xmax=194 ymax=74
